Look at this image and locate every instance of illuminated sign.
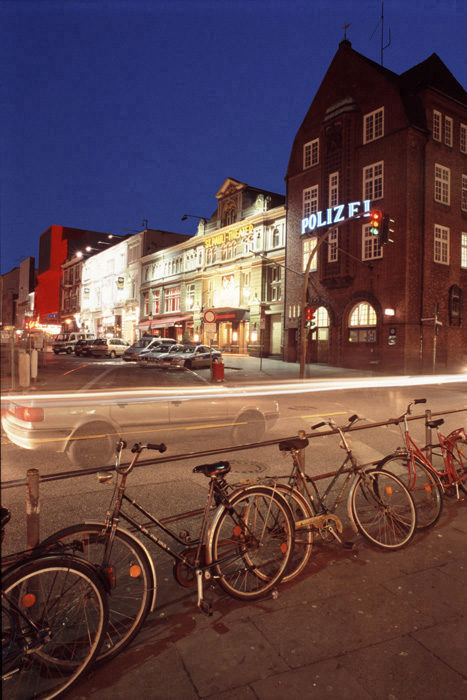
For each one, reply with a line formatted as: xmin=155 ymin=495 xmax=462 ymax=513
xmin=301 ymin=200 xmax=371 ymax=235
xmin=204 ymin=224 xmax=253 ymax=247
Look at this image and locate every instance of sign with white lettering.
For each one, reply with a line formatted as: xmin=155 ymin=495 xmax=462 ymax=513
xmin=301 ymin=200 xmax=371 ymax=235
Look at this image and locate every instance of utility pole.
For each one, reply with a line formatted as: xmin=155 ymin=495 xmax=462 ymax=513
xmin=421 ymin=303 xmax=442 ymax=374
xmin=299 ymin=211 xmax=369 ymax=379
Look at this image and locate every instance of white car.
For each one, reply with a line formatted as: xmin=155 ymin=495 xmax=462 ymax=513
xmin=2 ymin=364 xmax=280 ymax=468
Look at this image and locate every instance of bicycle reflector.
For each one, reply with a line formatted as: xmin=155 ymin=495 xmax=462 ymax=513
xmin=369 ymin=210 xmax=382 ymax=236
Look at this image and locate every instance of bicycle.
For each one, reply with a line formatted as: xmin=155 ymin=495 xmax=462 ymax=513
xmin=425 ymin=423 xmax=467 ymax=498
xmin=42 ymin=439 xmax=295 ymax=663
xmin=377 ymin=399 xmax=446 ymax=530
xmin=267 ymin=415 xmax=418 ymax=581
xmin=1 ymin=506 xmax=109 ymax=700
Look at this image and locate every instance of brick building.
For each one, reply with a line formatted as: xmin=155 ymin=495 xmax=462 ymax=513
xmin=284 ymin=40 xmax=467 ymax=373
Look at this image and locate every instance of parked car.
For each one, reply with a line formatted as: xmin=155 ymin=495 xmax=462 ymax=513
xmin=2 ymin=364 xmax=280 ymax=467
xmin=53 ymin=332 xmax=95 ymax=355
xmin=91 ymin=338 xmax=130 ymax=358
xmin=152 ymin=344 xmax=222 ymax=369
xmin=122 ymin=337 xmax=176 ymax=362
xmin=137 ymin=343 xmax=185 ymax=367
xmin=74 ymin=338 xmax=98 ymax=357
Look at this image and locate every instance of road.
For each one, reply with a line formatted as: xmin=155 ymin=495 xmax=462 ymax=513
xmin=2 ymin=354 xmax=466 ymax=555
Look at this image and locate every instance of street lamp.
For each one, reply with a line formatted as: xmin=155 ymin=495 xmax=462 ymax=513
xmin=181 ymin=214 xmax=208 ymax=222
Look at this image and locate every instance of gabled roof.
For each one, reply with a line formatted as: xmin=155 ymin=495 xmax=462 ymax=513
xmin=400 ymin=53 xmax=467 ymax=107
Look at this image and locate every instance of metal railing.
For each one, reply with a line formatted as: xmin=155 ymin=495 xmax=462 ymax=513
xmin=2 ymin=407 xmax=465 ymax=551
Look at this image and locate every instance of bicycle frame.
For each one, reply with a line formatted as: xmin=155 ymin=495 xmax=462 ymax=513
xmin=428 ymin=425 xmax=467 ymax=495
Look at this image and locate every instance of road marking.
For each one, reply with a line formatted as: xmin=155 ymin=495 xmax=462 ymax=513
xmin=300 ymin=411 xmax=347 ymax=419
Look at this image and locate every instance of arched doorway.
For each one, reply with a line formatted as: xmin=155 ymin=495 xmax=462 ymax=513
xmin=308 ymin=306 xmax=330 ymax=364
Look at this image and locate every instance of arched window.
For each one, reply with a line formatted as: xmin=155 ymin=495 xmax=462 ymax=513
xmin=348 ymin=302 xmax=377 ymax=343
xmin=316 ymin=306 xmax=330 ymax=327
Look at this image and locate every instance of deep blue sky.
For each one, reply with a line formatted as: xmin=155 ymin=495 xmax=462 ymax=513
xmin=1 ymin=0 xmax=466 ymax=274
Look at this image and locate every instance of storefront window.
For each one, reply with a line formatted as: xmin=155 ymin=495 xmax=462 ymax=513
xmin=348 ymin=302 xmax=377 ymax=343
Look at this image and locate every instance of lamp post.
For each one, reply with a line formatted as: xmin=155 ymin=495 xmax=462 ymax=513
xmin=181 ymin=214 xmax=209 ymax=222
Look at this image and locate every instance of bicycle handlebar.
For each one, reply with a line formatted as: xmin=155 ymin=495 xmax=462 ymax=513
xmin=312 ymin=414 xmax=360 ymax=431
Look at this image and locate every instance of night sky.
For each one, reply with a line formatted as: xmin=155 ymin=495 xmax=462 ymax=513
xmin=1 ymin=0 xmax=466 ymax=275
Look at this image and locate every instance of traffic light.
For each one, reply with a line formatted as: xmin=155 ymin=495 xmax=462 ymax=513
xmin=369 ymin=209 xmax=382 ymax=236
xmin=305 ymin=306 xmax=316 ymax=328
xmin=381 ymin=214 xmax=394 ymax=245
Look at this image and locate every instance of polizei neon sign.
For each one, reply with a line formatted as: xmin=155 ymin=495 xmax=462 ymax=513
xmin=301 ymin=200 xmax=371 ymax=235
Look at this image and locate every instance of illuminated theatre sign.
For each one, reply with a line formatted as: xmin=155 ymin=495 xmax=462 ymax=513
xmin=301 ymin=200 xmax=371 ymax=235
xmin=204 ymin=224 xmax=254 ymax=248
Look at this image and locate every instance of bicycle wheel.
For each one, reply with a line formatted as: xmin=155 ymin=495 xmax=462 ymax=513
xmin=350 ymin=469 xmax=417 ymax=549
xmin=2 ymin=554 xmax=108 ymax=700
xmin=450 ymin=437 xmax=467 ymax=494
xmin=274 ymin=483 xmax=313 ymax=583
xmin=377 ymin=454 xmax=443 ymax=530
xmin=41 ymin=523 xmax=154 ymax=663
xmin=207 ymin=485 xmax=295 ymax=600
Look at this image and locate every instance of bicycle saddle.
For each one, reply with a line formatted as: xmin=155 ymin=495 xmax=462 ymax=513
xmin=279 ymin=438 xmax=309 ymax=452
xmin=193 ymin=461 xmax=231 ymax=477
xmin=426 ymin=419 xmax=444 ymax=429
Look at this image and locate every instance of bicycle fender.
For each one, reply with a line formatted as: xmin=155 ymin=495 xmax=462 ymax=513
xmin=81 ymin=521 xmax=157 ymax=613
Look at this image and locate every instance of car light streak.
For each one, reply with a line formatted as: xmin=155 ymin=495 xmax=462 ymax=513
xmin=4 ymin=372 xmax=466 ymax=407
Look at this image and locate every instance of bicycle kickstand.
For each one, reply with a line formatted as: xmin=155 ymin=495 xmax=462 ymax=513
xmin=196 ymin=569 xmax=213 ymax=617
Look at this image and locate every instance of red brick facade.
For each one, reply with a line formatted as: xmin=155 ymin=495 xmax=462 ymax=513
xmin=284 ymin=41 xmax=467 ymax=373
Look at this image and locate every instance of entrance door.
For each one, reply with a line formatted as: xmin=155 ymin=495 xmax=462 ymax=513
xmin=270 ymin=314 xmax=282 ymax=355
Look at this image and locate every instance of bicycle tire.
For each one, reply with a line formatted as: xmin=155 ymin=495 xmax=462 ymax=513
xmin=207 ymin=485 xmax=295 ymax=600
xmin=2 ymin=554 xmax=108 ymax=700
xmin=350 ymin=469 xmax=417 ymax=549
xmin=450 ymin=437 xmax=467 ymax=494
xmin=41 ymin=524 xmax=154 ymax=663
xmin=377 ymin=454 xmax=444 ymax=530
xmin=274 ymin=483 xmax=313 ymax=582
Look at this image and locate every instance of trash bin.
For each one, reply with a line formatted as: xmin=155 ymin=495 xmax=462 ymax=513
xmin=211 ymin=358 xmax=225 ymax=382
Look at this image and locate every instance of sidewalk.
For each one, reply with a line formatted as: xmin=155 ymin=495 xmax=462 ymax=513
xmin=66 ymin=497 xmax=467 ymax=700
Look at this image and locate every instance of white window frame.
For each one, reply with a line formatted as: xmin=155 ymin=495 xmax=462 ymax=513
xmin=364 ymin=107 xmax=384 ymax=143
xmin=152 ymin=289 xmax=160 ymax=314
xmin=303 ymin=185 xmax=318 ymax=218
xmin=434 ymin=225 xmax=450 ymax=265
xmin=434 ymin=164 xmax=450 ymax=205
xmin=302 ymin=237 xmax=317 ymax=273
xmin=329 ymin=172 xmax=339 ymax=207
xmin=303 ymin=138 xmax=319 ymax=169
xmin=327 ymin=228 xmax=338 ymax=263
xmin=461 ymin=233 xmax=467 ymax=269
xmin=363 ymin=161 xmax=383 ymax=201
xmin=348 ymin=302 xmax=377 ymax=343
xmin=462 ymin=175 xmax=467 ymax=212
xmin=362 ymin=223 xmax=383 ymax=261
xmin=164 ymin=286 xmax=181 ymax=313
xmin=444 ymin=116 xmax=453 ymax=147
xmin=461 ymin=124 xmax=467 ymax=154
xmin=433 ymin=110 xmax=442 ymax=142
xmin=185 ymin=284 xmax=195 ymax=310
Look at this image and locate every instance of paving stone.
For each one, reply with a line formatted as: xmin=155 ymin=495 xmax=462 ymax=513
xmin=175 ymin=618 xmax=289 ymax=696
xmin=412 ymin=616 xmax=467 ymax=678
xmin=339 ymin=634 xmax=467 ymax=700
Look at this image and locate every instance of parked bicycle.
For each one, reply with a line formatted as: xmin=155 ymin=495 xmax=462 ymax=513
xmin=425 ymin=423 xmax=466 ymax=498
xmin=267 ymin=414 xmax=418 ymax=582
xmin=2 ymin=506 xmax=109 ymax=700
xmin=377 ymin=399 xmax=447 ymax=530
xmin=42 ymin=439 xmax=295 ymax=663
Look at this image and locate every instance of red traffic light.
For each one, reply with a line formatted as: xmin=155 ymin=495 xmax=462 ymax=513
xmin=305 ymin=307 xmax=316 ymax=327
xmin=369 ymin=209 xmax=382 ymax=236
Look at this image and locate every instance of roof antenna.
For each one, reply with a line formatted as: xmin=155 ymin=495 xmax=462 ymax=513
xmin=370 ymin=1 xmax=391 ymax=66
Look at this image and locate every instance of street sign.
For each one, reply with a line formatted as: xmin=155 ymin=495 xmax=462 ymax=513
xmin=204 ymin=310 xmax=216 ymax=323
xmin=204 ymin=323 xmax=216 ymax=335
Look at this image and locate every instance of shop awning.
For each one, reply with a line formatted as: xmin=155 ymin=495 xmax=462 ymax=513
xmin=137 ymin=315 xmax=192 ymax=329
xmin=210 ymin=308 xmax=250 ymax=322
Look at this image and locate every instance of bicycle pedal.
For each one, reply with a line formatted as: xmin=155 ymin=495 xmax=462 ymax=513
xmin=342 ymin=541 xmax=356 ymax=550
xmin=199 ymin=600 xmax=213 ymax=617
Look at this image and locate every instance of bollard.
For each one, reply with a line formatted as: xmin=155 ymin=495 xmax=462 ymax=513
xmin=30 ymin=348 xmax=38 ymax=380
xmin=26 ymin=468 xmax=40 ymax=550
xmin=19 ymin=351 xmax=30 ymax=387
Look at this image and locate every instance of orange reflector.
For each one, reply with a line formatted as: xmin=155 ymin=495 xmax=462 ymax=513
xmin=280 ymin=542 xmax=288 ymax=554
xmin=21 ymin=593 xmax=36 ymax=608
xmin=233 ymin=525 xmax=243 ymax=537
xmin=385 ymin=485 xmax=393 ymax=496
xmin=129 ymin=564 xmax=141 ymax=578
xmin=424 ymin=484 xmax=433 ymax=493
